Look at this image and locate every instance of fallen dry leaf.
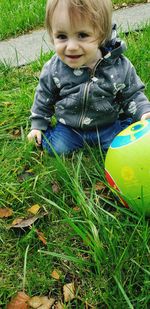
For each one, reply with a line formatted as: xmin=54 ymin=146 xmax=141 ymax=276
xmin=122 ymin=2 xmax=127 ymax=7
xmin=7 ymin=291 xmax=30 ymax=309
xmin=113 ymin=4 xmax=119 ymax=9
xmin=39 ymin=296 xmax=55 ymax=308
xmin=54 ymin=301 xmax=64 ymax=309
xmin=28 ymin=204 xmax=41 ymax=215
xmin=35 ymin=230 xmax=47 ymax=245
xmin=38 ymin=305 xmax=51 ymax=309
xmin=28 ymin=296 xmax=55 ymax=309
xmin=95 ymin=181 xmax=106 ymax=191
xmin=11 ymin=218 xmax=24 ymax=226
xmin=51 ymin=181 xmax=60 ymax=193
xmin=51 ymin=269 xmax=60 ymax=280
xmin=28 ymin=296 xmax=42 ymax=308
xmin=0 ymin=207 xmax=13 ymax=218
xmin=72 ymin=206 xmax=80 ymax=212
xmin=63 ymin=282 xmax=75 ymax=302
xmin=12 ymin=129 xmax=21 ymax=137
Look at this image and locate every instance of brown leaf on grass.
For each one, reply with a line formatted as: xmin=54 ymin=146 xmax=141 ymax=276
xmin=28 ymin=296 xmax=42 ymax=308
xmin=38 ymin=305 xmax=52 ymax=309
xmin=122 ymin=2 xmax=127 ymax=7
xmin=12 ymin=129 xmax=21 ymax=137
xmin=39 ymin=297 xmax=55 ymax=308
xmin=95 ymin=181 xmax=106 ymax=191
xmin=35 ymin=229 xmax=47 ymax=245
xmin=51 ymin=269 xmax=60 ymax=280
xmin=0 ymin=207 xmax=13 ymax=218
xmin=28 ymin=296 xmax=55 ymax=309
xmin=51 ymin=181 xmax=60 ymax=193
xmin=72 ymin=206 xmax=80 ymax=212
xmin=11 ymin=218 xmax=24 ymax=225
xmin=63 ymin=282 xmax=75 ymax=302
xmin=27 ymin=204 xmax=41 ymax=215
xmin=54 ymin=301 xmax=64 ymax=309
xmin=113 ymin=2 xmax=128 ymax=10
xmin=7 ymin=291 xmax=30 ymax=309
xmin=113 ymin=4 xmax=119 ymax=10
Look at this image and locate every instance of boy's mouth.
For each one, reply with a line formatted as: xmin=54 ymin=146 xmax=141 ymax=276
xmin=66 ymin=55 xmax=82 ymax=59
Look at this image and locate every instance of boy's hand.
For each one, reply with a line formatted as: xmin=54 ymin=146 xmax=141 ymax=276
xmin=27 ymin=129 xmax=42 ymax=146
xmin=141 ymin=113 xmax=150 ymax=121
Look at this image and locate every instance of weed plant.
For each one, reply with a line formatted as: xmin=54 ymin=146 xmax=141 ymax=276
xmin=0 ymin=27 xmax=150 ymax=308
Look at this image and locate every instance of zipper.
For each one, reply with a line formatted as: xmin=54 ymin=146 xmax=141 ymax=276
xmin=92 ymin=58 xmax=103 ymax=78
xmin=79 ymin=58 xmax=103 ymax=128
xmin=79 ymin=81 xmax=92 ymax=128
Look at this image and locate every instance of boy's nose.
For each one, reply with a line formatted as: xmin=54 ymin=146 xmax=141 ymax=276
xmin=66 ymin=39 xmax=78 ymax=51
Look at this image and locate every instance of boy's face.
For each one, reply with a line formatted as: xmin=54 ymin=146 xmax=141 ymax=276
xmin=51 ymin=2 xmax=101 ymax=69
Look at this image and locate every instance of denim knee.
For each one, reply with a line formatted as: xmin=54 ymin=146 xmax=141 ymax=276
xmin=42 ymin=137 xmax=71 ymax=155
xmin=42 ymin=123 xmax=84 ymax=155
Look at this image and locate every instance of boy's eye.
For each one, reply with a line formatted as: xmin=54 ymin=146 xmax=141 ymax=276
xmin=78 ymin=32 xmax=89 ymax=39
xmin=56 ymin=34 xmax=67 ymax=40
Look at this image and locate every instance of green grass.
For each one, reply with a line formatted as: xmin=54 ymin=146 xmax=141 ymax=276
xmin=0 ymin=0 xmax=47 ymax=40
xmin=0 ymin=27 xmax=150 ymax=308
xmin=113 ymin=0 xmax=146 ymax=5
xmin=0 ymin=0 xmax=147 ymax=40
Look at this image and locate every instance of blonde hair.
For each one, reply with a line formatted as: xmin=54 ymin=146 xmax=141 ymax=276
xmin=46 ymin=0 xmax=112 ymax=46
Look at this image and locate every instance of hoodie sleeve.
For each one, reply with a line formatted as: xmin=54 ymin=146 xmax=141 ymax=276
xmin=30 ymin=57 xmax=59 ymax=130
xmin=120 ymin=57 xmax=150 ymax=121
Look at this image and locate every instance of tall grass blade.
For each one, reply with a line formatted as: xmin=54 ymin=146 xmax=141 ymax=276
xmin=113 ymin=275 xmax=134 ymax=309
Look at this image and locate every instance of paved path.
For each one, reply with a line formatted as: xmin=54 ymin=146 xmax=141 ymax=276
xmin=0 ymin=3 xmax=150 ymax=67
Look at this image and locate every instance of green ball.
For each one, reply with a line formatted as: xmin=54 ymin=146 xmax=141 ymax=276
xmin=105 ymin=120 xmax=150 ymax=216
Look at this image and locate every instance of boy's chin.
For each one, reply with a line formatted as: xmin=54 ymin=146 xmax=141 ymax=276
xmin=66 ymin=63 xmax=83 ymax=69
xmin=60 ymin=57 xmax=85 ymax=69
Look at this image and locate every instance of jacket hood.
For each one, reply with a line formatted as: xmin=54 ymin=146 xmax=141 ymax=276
xmin=101 ymin=24 xmax=127 ymax=62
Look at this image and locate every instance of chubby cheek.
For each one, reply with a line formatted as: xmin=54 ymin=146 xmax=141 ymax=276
xmin=90 ymin=42 xmax=99 ymax=52
xmin=86 ymin=48 xmax=98 ymax=61
xmin=54 ymin=46 xmax=62 ymax=57
xmin=85 ymin=41 xmax=99 ymax=53
xmin=53 ymin=42 xmax=64 ymax=57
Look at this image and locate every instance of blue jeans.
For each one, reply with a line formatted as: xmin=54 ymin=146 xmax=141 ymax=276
xmin=42 ymin=119 xmax=132 ymax=155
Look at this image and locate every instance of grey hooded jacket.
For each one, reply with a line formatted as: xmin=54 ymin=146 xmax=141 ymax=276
xmin=30 ymin=29 xmax=150 ymax=131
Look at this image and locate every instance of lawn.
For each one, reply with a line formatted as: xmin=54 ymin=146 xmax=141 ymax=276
xmin=0 ymin=23 xmax=150 ymax=307
xmin=0 ymin=0 xmax=148 ymax=40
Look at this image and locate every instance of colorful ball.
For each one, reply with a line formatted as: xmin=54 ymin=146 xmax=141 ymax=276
xmin=105 ymin=120 xmax=150 ymax=216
